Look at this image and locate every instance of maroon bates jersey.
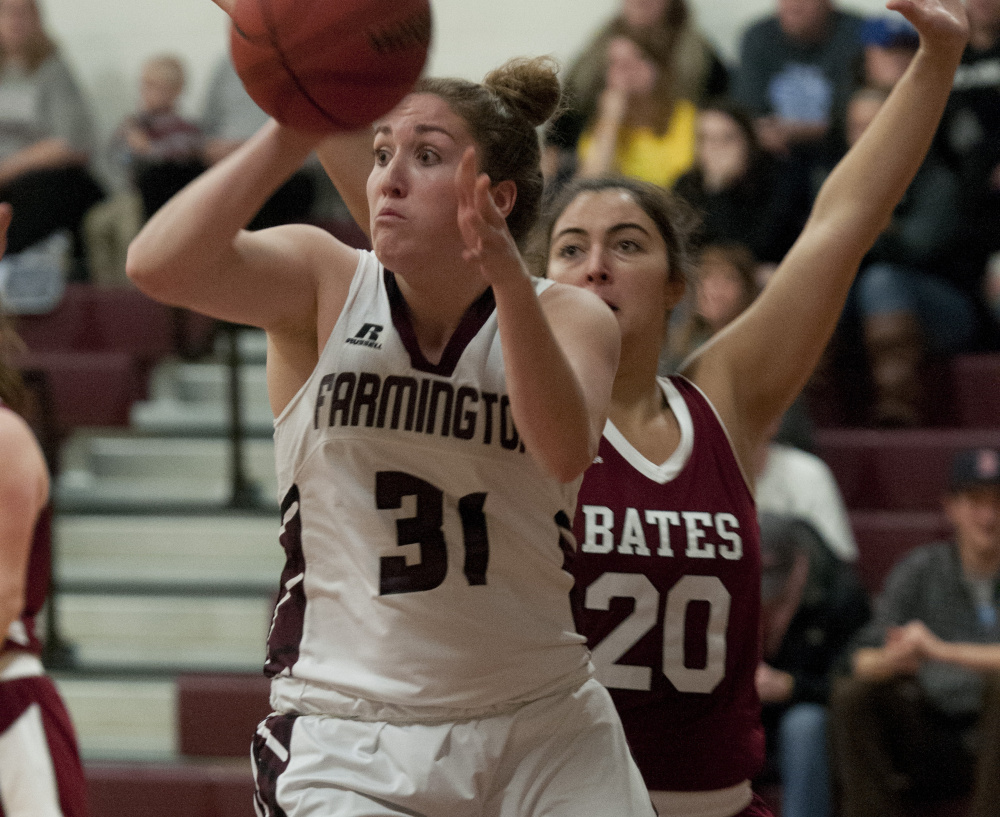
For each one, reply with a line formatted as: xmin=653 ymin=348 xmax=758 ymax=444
xmin=570 ymin=376 xmax=764 ymax=792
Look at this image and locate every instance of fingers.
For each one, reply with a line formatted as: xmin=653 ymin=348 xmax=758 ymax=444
xmin=210 ymin=0 xmax=237 ymax=16
xmin=0 ymin=203 xmax=11 ymax=260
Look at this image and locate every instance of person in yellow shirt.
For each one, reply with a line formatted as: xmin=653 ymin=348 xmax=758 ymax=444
xmin=576 ymin=31 xmax=697 ymax=188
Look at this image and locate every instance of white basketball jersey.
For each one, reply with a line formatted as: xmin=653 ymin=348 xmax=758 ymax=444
xmin=268 ymin=251 xmax=591 ymax=718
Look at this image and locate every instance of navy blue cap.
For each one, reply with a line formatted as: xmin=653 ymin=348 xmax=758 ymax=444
xmin=949 ymin=447 xmax=1000 ymax=493
xmin=861 ymin=16 xmax=919 ymax=49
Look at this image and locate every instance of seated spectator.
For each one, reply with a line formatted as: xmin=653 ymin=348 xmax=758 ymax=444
xmin=731 ymin=0 xmax=865 ymax=175
xmin=660 ymin=241 xmax=759 ymax=373
xmin=200 ymin=54 xmax=314 ymax=229
xmin=829 ymin=446 xmax=1000 ymax=817
xmin=754 ymin=422 xmax=856 ymax=562
xmin=0 ymin=0 xmax=104 ymax=278
xmin=855 ymin=14 xmax=919 ymax=90
xmin=756 ymin=513 xmax=871 ymax=817
xmin=672 ymin=98 xmax=811 ymax=268
xmin=573 ymin=30 xmax=698 ymax=188
xmin=543 ymin=0 xmax=727 ymax=186
xmin=84 ymin=54 xmax=204 ymax=286
xmin=837 ymin=86 xmax=974 ymax=426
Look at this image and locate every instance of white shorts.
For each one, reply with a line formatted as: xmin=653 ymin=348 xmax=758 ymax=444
xmin=251 ymin=678 xmax=654 ymax=817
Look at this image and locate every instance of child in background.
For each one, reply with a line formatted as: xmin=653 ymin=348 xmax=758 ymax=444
xmin=84 ymin=54 xmax=203 ymax=286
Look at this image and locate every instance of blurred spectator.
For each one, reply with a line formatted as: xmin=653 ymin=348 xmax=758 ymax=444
xmin=543 ymin=0 xmax=727 ymax=185
xmin=200 ymin=55 xmax=314 ymax=229
xmin=755 ymin=513 xmax=870 ymax=817
xmin=84 ymin=54 xmax=204 ymax=286
xmin=661 ymin=241 xmax=759 ymax=372
xmin=855 ymin=14 xmax=919 ymax=91
xmin=731 ymin=0 xmax=864 ymax=174
xmin=936 ymin=0 xmax=1000 ymax=336
xmin=672 ymin=98 xmax=811 ymax=269
xmin=829 ymin=447 xmax=1000 ymax=817
xmin=837 ymin=86 xmax=974 ymax=427
xmin=754 ymin=423 xmax=857 ymax=563
xmin=659 ymin=241 xmax=816 ymax=448
xmin=0 ymin=0 xmax=103 ymax=278
xmin=573 ymin=31 xmax=697 ymax=188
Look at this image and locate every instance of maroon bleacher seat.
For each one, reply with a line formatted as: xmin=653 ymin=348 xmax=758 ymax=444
xmin=87 ymin=286 xmax=175 ymax=357
xmin=951 ymin=353 xmax=1000 ymax=428
xmin=816 ymin=428 xmax=1000 ymax=512
xmin=177 ymin=673 xmax=271 ymax=758
xmin=13 ymin=284 xmax=97 ymax=351
xmin=17 ymin=350 xmax=147 ymax=427
xmin=848 ymin=510 xmax=951 ymax=594
xmin=85 ymin=760 xmax=254 ymax=817
xmin=15 ymin=284 xmax=177 ymax=357
xmin=11 ymin=284 xmax=218 ymax=430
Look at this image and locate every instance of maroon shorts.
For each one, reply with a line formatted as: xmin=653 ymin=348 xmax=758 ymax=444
xmin=0 ymin=673 xmax=89 ymax=817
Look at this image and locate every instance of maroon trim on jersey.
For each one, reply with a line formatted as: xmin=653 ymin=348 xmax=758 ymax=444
xmin=265 ymin=485 xmax=307 ymax=678
xmin=0 ymin=675 xmax=90 ymax=817
xmin=253 ymin=712 xmax=297 ymax=817
xmin=384 ymin=269 xmax=496 ymax=377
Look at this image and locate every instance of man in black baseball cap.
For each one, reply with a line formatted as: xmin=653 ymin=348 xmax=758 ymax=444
xmin=829 ymin=447 xmax=1000 ymax=817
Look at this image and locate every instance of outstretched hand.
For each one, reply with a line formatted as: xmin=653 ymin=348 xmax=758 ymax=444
xmin=887 ymin=0 xmax=969 ymax=55
xmin=455 ymin=147 xmax=523 ymax=287
xmin=0 ymin=203 xmax=11 ymax=260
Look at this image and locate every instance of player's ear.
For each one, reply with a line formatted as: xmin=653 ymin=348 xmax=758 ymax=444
xmin=489 ymin=180 xmax=517 ymax=218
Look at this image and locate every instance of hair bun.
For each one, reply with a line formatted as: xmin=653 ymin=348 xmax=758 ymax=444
xmin=483 ymin=56 xmax=561 ymax=128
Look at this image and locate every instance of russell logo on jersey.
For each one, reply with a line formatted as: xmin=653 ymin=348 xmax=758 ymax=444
xmin=346 ymin=323 xmax=384 ymax=349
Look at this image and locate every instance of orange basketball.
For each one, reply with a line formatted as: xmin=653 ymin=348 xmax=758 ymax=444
xmin=230 ymin=0 xmax=432 ymax=133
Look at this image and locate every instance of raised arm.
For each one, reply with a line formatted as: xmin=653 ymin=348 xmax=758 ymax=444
xmin=126 ymin=118 xmax=364 ymax=414
xmin=315 ymin=130 xmax=376 ymax=239
xmin=127 ymin=120 xmax=352 ymax=327
xmin=456 ymin=149 xmax=619 ymax=482
xmin=686 ymin=0 xmax=969 ymax=473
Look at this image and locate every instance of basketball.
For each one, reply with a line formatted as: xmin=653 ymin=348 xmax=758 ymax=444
xmin=229 ymin=0 xmax=432 ymax=133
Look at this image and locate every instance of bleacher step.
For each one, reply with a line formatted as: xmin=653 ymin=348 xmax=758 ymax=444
xmin=55 ymin=514 xmax=282 ymax=586
xmin=53 ymin=676 xmax=176 ymax=760
xmin=54 ymin=594 xmax=271 ymax=671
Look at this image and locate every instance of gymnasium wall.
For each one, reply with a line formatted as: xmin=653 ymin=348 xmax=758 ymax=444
xmin=40 ymin=0 xmax=891 ymax=184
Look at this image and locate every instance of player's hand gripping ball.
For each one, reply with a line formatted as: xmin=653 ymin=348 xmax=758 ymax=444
xmin=230 ymin=0 xmax=432 ymax=133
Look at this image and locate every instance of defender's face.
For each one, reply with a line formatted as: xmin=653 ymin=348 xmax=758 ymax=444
xmin=547 ymin=189 xmax=682 ymax=344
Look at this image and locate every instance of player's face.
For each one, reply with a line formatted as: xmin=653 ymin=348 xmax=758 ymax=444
xmin=547 ymin=189 xmax=683 ymax=345
xmin=367 ymin=93 xmax=475 ymax=268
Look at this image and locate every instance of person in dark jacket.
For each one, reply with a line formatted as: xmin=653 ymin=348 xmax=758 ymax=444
xmin=755 ymin=512 xmax=871 ymax=817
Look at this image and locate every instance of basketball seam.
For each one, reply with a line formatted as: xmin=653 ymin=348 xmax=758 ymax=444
xmin=257 ymin=0 xmax=350 ymax=129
